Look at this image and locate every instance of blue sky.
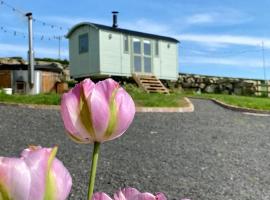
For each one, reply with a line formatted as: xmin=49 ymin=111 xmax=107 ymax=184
xmin=1 ymin=0 xmax=270 ymax=79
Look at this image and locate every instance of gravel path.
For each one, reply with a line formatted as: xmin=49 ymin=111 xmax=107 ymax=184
xmin=0 ymin=99 xmax=270 ymax=200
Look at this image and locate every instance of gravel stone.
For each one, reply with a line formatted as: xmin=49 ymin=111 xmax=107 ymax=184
xmin=0 ymin=99 xmax=270 ymax=200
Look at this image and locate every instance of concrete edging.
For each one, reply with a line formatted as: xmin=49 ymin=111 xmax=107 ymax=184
xmin=211 ymin=98 xmax=270 ymax=115
xmin=0 ymin=97 xmax=195 ymax=113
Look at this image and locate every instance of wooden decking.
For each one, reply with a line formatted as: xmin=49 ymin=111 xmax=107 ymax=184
xmin=132 ymin=73 xmax=169 ymax=94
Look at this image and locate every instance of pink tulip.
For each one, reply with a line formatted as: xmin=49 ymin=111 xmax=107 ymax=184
xmin=92 ymin=188 xmax=167 ymax=200
xmin=0 ymin=146 xmax=72 ymax=200
xmin=61 ymin=78 xmax=135 ymax=144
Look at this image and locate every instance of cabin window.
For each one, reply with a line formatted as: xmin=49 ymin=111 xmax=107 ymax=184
xmin=132 ymin=38 xmax=152 ymax=73
xmin=79 ymin=33 xmax=89 ymax=54
xmin=143 ymin=40 xmax=152 ymax=73
xmin=134 ymin=56 xmax=142 ymax=72
xmin=123 ymin=35 xmax=129 ymax=53
xmin=155 ymin=40 xmax=159 ymax=56
xmin=144 ymin=40 xmax=151 ymax=56
xmin=133 ymin=38 xmax=141 ymax=54
xmin=144 ymin=57 xmax=151 ymax=73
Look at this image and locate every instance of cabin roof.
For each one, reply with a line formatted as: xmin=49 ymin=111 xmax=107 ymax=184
xmin=66 ymin=22 xmax=179 ymax=43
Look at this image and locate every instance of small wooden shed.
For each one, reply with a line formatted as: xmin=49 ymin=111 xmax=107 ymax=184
xmin=0 ymin=63 xmax=62 ymax=94
xmin=66 ymin=18 xmax=179 ymax=82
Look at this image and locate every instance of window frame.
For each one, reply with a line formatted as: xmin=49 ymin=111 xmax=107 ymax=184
xmin=78 ymin=33 xmax=89 ymax=54
xmin=132 ymin=37 xmax=153 ymax=73
xmin=154 ymin=40 xmax=159 ymax=57
xmin=123 ymin=35 xmax=129 ymax=54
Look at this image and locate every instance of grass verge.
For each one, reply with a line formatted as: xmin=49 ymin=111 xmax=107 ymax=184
xmin=188 ymin=93 xmax=270 ymax=111
xmin=0 ymin=85 xmax=188 ymax=108
xmin=1 ymin=86 xmax=268 ymax=111
xmin=0 ymin=92 xmax=61 ymax=105
xmin=124 ymin=84 xmax=187 ymax=107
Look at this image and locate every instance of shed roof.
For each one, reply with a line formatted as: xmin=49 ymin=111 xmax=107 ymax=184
xmin=66 ymin=22 xmax=179 ymax=43
xmin=0 ymin=63 xmax=62 ymax=73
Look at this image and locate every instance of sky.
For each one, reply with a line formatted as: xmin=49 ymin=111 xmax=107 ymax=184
xmin=1 ymin=0 xmax=270 ymax=80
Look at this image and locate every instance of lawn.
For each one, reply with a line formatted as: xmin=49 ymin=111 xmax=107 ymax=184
xmin=0 ymin=92 xmax=61 ymax=105
xmin=0 ymin=86 xmax=269 ymax=110
xmin=189 ymin=93 xmax=270 ymax=111
xmin=124 ymin=84 xmax=187 ymax=107
xmin=0 ymin=85 xmax=187 ymax=107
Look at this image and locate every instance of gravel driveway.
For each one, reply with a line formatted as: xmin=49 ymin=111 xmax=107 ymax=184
xmin=0 ymin=99 xmax=270 ymax=200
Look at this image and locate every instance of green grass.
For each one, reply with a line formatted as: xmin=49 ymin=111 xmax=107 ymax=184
xmin=0 ymin=86 xmax=187 ymax=107
xmin=124 ymin=84 xmax=187 ymax=107
xmin=1 ymin=85 xmax=269 ymax=110
xmin=0 ymin=92 xmax=61 ymax=105
xmin=189 ymin=93 xmax=270 ymax=111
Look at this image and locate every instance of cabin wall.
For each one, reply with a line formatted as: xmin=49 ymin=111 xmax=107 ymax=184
xmin=159 ymin=42 xmax=178 ymax=80
xmin=68 ymin=25 xmax=178 ymax=80
xmin=99 ymin=30 xmax=131 ymax=76
xmin=69 ymin=26 xmax=99 ymax=79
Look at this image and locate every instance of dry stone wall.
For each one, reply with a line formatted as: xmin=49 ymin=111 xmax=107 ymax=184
xmin=175 ymin=73 xmax=269 ymax=96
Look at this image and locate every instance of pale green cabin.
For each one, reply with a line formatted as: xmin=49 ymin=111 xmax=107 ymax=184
xmin=66 ymin=22 xmax=179 ymax=81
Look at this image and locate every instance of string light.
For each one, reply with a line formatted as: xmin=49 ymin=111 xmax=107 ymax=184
xmin=0 ymin=25 xmax=65 ymax=41
xmin=0 ymin=0 xmax=69 ymax=31
xmin=0 ymin=26 xmax=26 ymax=38
xmin=0 ymin=0 xmax=25 ymax=16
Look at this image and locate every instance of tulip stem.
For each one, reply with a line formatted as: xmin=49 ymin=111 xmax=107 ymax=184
xmin=88 ymin=142 xmax=101 ymax=200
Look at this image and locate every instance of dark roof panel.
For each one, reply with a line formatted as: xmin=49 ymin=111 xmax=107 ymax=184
xmin=66 ymin=22 xmax=179 ymax=43
xmin=0 ymin=64 xmax=62 ymax=73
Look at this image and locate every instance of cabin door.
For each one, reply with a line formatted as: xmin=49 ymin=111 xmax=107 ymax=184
xmin=132 ymin=38 xmax=152 ymax=74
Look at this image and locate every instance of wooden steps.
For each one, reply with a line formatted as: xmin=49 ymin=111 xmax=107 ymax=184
xmin=132 ymin=73 xmax=169 ymax=94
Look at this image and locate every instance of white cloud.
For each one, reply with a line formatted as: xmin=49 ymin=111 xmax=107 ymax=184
xmin=41 ymin=16 xmax=172 ymax=37
xmin=185 ymin=9 xmax=252 ymax=26
xmin=177 ymin=34 xmax=270 ymax=48
xmin=180 ymin=56 xmax=263 ymax=68
xmin=39 ymin=16 xmax=109 ymax=28
xmin=0 ymin=43 xmax=68 ymax=58
xmin=121 ymin=19 xmax=171 ymax=36
xmin=186 ymin=14 xmax=214 ymax=24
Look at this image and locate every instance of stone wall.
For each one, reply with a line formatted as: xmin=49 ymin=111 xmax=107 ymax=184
xmin=175 ymin=73 xmax=270 ymax=96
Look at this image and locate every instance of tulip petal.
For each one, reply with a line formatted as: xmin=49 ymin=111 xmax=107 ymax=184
xmin=134 ymin=193 xmax=156 ymax=200
xmin=155 ymin=193 xmax=167 ymax=200
xmin=110 ymin=88 xmax=135 ymax=140
xmin=51 ymin=158 xmax=72 ymax=200
xmin=0 ymin=157 xmax=31 ymax=200
xmin=61 ymin=83 xmax=94 ymax=143
xmin=90 ymin=79 xmax=119 ymax=141
xmin=22 ymin=146 xmax=72 ymax=200
xmin=82 ymin=78 xmax=95 ymax=99
xmin=92 ymin=192 xmax=113 ymax=200
xmin=114 ymin=187 xmax=140 ymax=200
xmin=21 ymin=147 xmax=49 ymax=200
